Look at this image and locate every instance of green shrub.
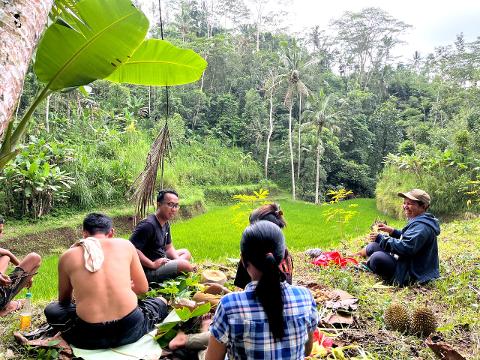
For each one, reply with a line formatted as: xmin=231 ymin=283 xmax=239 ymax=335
xmin=164 ymin=137 xmax=262 ymax=187
xmin=376 ymin=150 xmax=473 ymax=218
xmin=0 ymin=137 xmax=74 ymax=219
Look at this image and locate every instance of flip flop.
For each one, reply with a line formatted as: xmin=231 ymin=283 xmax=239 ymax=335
xmin=0 ymin=299 xmax=25 ymax=317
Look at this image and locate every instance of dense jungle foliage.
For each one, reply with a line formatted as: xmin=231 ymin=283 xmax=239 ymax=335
xmin=1 ymin=2 xmax=480 ymax=219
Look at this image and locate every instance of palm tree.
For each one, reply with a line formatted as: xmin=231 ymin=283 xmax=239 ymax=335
xmin=263 ymin=70 xmax=282 ymax=179
xmin=304 ymin=91 xmax=340 ymax=204
xmin=281 ymin=44 xmax=314 ymax=200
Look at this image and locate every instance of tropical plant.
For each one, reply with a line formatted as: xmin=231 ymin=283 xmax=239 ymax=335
xmin=231 ymin=188 xmax=270 ymax=230
xmin=0 ymin=0 xmax=207 ymax=171
xmin=281 ymin=42 xmax=314 ymax=200
xmin=263 ymin=70 xmax=282 ymax=179
xmin=322 ymin=188 xmax=359 ymax=241
xmin=155 ymin=303 xmax=211 ymax=347
xmin=466 ymin=176 xmax=480 ymax=210
xmin=0 ymin=137 xmax=74 ymax=218
xmin=304 ymin=90 xmax=341 ymax=204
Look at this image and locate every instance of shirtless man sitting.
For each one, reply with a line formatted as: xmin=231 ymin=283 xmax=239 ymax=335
xmin=44 ymin=213 xmax=168 ymax=349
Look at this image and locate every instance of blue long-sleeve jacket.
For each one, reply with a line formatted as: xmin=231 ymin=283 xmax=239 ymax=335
xmin=376 ymin=213 xmax=440 ymax=285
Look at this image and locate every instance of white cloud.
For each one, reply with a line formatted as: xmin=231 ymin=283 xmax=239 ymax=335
xmin=290 ymin=0 xmax=480 ymax=59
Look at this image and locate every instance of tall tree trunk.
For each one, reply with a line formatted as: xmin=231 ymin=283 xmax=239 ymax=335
xmin=296 ymin=94 xmax=302 ymax=181
xmin=148 ymin=86 xmax=152 ymax=116
xmin=45 ymin=94 xmax=50 ymax=133
xmin=314 ymin=119 xmax=324 ymax=204
xmin=264 ymin=89 xmax=274 ymax=178
xmin=0 ymin=0 xmax=53 ymax=138
xmin=256 ymin=24 xmax=260 ymax=52
xmin=288 ymin=105 xmax=296 ymax=200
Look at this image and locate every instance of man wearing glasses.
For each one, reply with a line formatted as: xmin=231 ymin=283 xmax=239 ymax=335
xmin=130 ymin=190 xmax=194 ymax=284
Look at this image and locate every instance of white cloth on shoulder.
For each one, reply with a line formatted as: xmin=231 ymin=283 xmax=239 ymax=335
xmin=71 ymin=237 xmax=104 ymax=273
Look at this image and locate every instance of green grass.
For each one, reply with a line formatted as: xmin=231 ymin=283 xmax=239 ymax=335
xmin=171 ymin=198 xmax=402 ymax=261
xmin=2 ymin=199 xmax=479 ymax=359
xmin=21 ymin=198 xmax=400 ymax=301
xmin=25 ymin=256 xmax=60 ymax=302
xmin=1 ymin=204 xmax=135 ymax=240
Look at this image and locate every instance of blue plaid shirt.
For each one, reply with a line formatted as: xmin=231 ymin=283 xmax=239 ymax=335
xmin=209 ymin=281 xmax=318 ymax=360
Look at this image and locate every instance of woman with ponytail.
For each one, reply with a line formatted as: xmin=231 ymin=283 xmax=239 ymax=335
xmin=205 ymin=221 xmax=318 ymax=360
xmin=234 ymin=203 xmax=293 ymax=289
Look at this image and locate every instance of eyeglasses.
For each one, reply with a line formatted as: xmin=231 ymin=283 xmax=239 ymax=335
xmin=163 ymin=202 xmax=179 ymax=209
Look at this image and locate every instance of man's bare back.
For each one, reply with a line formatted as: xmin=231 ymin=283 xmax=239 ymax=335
xmin=58 ymin=237 xmax=148 ymax=323
xmin=46 ymin=213 xmax=168 ymax=349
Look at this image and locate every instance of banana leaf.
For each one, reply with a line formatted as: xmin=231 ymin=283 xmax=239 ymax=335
xmin=107 ymin=39 xmax=208 ymax=86
xmin=34 ymin=0 xmax=148 ymax=90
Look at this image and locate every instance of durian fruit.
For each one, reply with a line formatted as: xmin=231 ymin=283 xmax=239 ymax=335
xmin=410 ymin=306 xmax=437 ymax=337
xmin=384 ymin=303 xmax=410 ymax=333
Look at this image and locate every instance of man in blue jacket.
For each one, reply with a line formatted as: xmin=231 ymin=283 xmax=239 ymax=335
xmin=358 ymin=189 xmax=440 ymax=286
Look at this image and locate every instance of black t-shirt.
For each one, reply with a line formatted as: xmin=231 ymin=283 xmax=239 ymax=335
xmin=130 ymin=214 xmax=172 ymax=262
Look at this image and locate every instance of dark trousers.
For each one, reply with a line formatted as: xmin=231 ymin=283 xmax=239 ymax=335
xmin=44 ymin=298 xmax=168 ymax=349
xmin=366 ymin=243 xmax=396 ymax=281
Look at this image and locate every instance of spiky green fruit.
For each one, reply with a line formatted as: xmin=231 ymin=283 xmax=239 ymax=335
xmin=410 ymin=307 xmax=437 ymax=337
xmin=384 ymin=303 xmax=410 ymax=333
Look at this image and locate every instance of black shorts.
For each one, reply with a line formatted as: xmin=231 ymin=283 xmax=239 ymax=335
xmin=45 ymin=297 xmax=168 ymax=349
xmin=0 ymin=267 xmax=28 ymax=310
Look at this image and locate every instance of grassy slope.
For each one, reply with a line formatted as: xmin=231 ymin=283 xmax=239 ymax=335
xmin=294 ymin=216 xmax=480 ymax=359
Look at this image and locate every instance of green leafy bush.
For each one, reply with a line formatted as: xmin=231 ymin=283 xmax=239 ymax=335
xmin=164 ymin=137 xmax=262 ymax=187
xmin=0 ymin=137 xmax=74 ymax=219
xmin=376 ymin=149 xmax=477 ymax=218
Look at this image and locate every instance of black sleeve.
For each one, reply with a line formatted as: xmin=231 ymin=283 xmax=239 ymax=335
xmin=165 ymin=223 xmax=172 ymax=245
xmin=130 ymin=221 xmax=155 ymax=252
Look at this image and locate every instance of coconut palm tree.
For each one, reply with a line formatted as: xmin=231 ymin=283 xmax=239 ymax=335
xmin=263 ymin=70 xmax=282 ymax=179
xmin=281 ymin=43 xmax=314 ymax=200
xmin=304 ymin=90 xmax=341 ymax=204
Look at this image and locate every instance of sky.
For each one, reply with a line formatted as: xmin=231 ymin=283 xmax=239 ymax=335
xmin=291 ymin=0 xmax=480 ymax=60
xmin=139 ymin=0 xmax=480 ymax=60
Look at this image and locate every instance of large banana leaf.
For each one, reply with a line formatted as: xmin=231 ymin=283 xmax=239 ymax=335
xmin=106 ymin=39 xmax=207 ymax=86
xmin=34 ymin=0 xmax=148 ymax=90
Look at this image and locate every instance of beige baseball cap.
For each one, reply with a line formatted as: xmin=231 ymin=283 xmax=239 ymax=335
xmin=398 ymin=189 xmax=431 ymax=206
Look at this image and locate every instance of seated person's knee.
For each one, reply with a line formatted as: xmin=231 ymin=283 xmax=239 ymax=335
xmin=177 ymin=259 xmax=194 ymax=273
xmin=365 ymin=242 xmax=382 ymax=257
xmin=29 ymin=252 xmax=42 ymax=265
xmin=177 ymin=249 xmax=192 ymax=261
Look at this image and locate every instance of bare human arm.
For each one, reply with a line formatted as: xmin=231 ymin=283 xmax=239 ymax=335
xmin=377 ymin=223 xmax=394 ymax=235
xmin=0 ymin=248 xmax=20 ymax=266
xmin=353 ymin=222 xmax=394 ymax=257
xmin=304 ymin=330 xmax=314 ymax=356
xmin=135 ymin=249 xmax=169 ymax=270
xmin=0 ymin=273 xmax=11 ymax=286
xmin=165 ymin=243 xmax=179 ymax=260
xmin=204 ymin=335 xmax=227 ymax=360
xmin=58 ymin=253 xmax=73 ymax=303
xmin=130 ymin=244 xmax=149 ymax=294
